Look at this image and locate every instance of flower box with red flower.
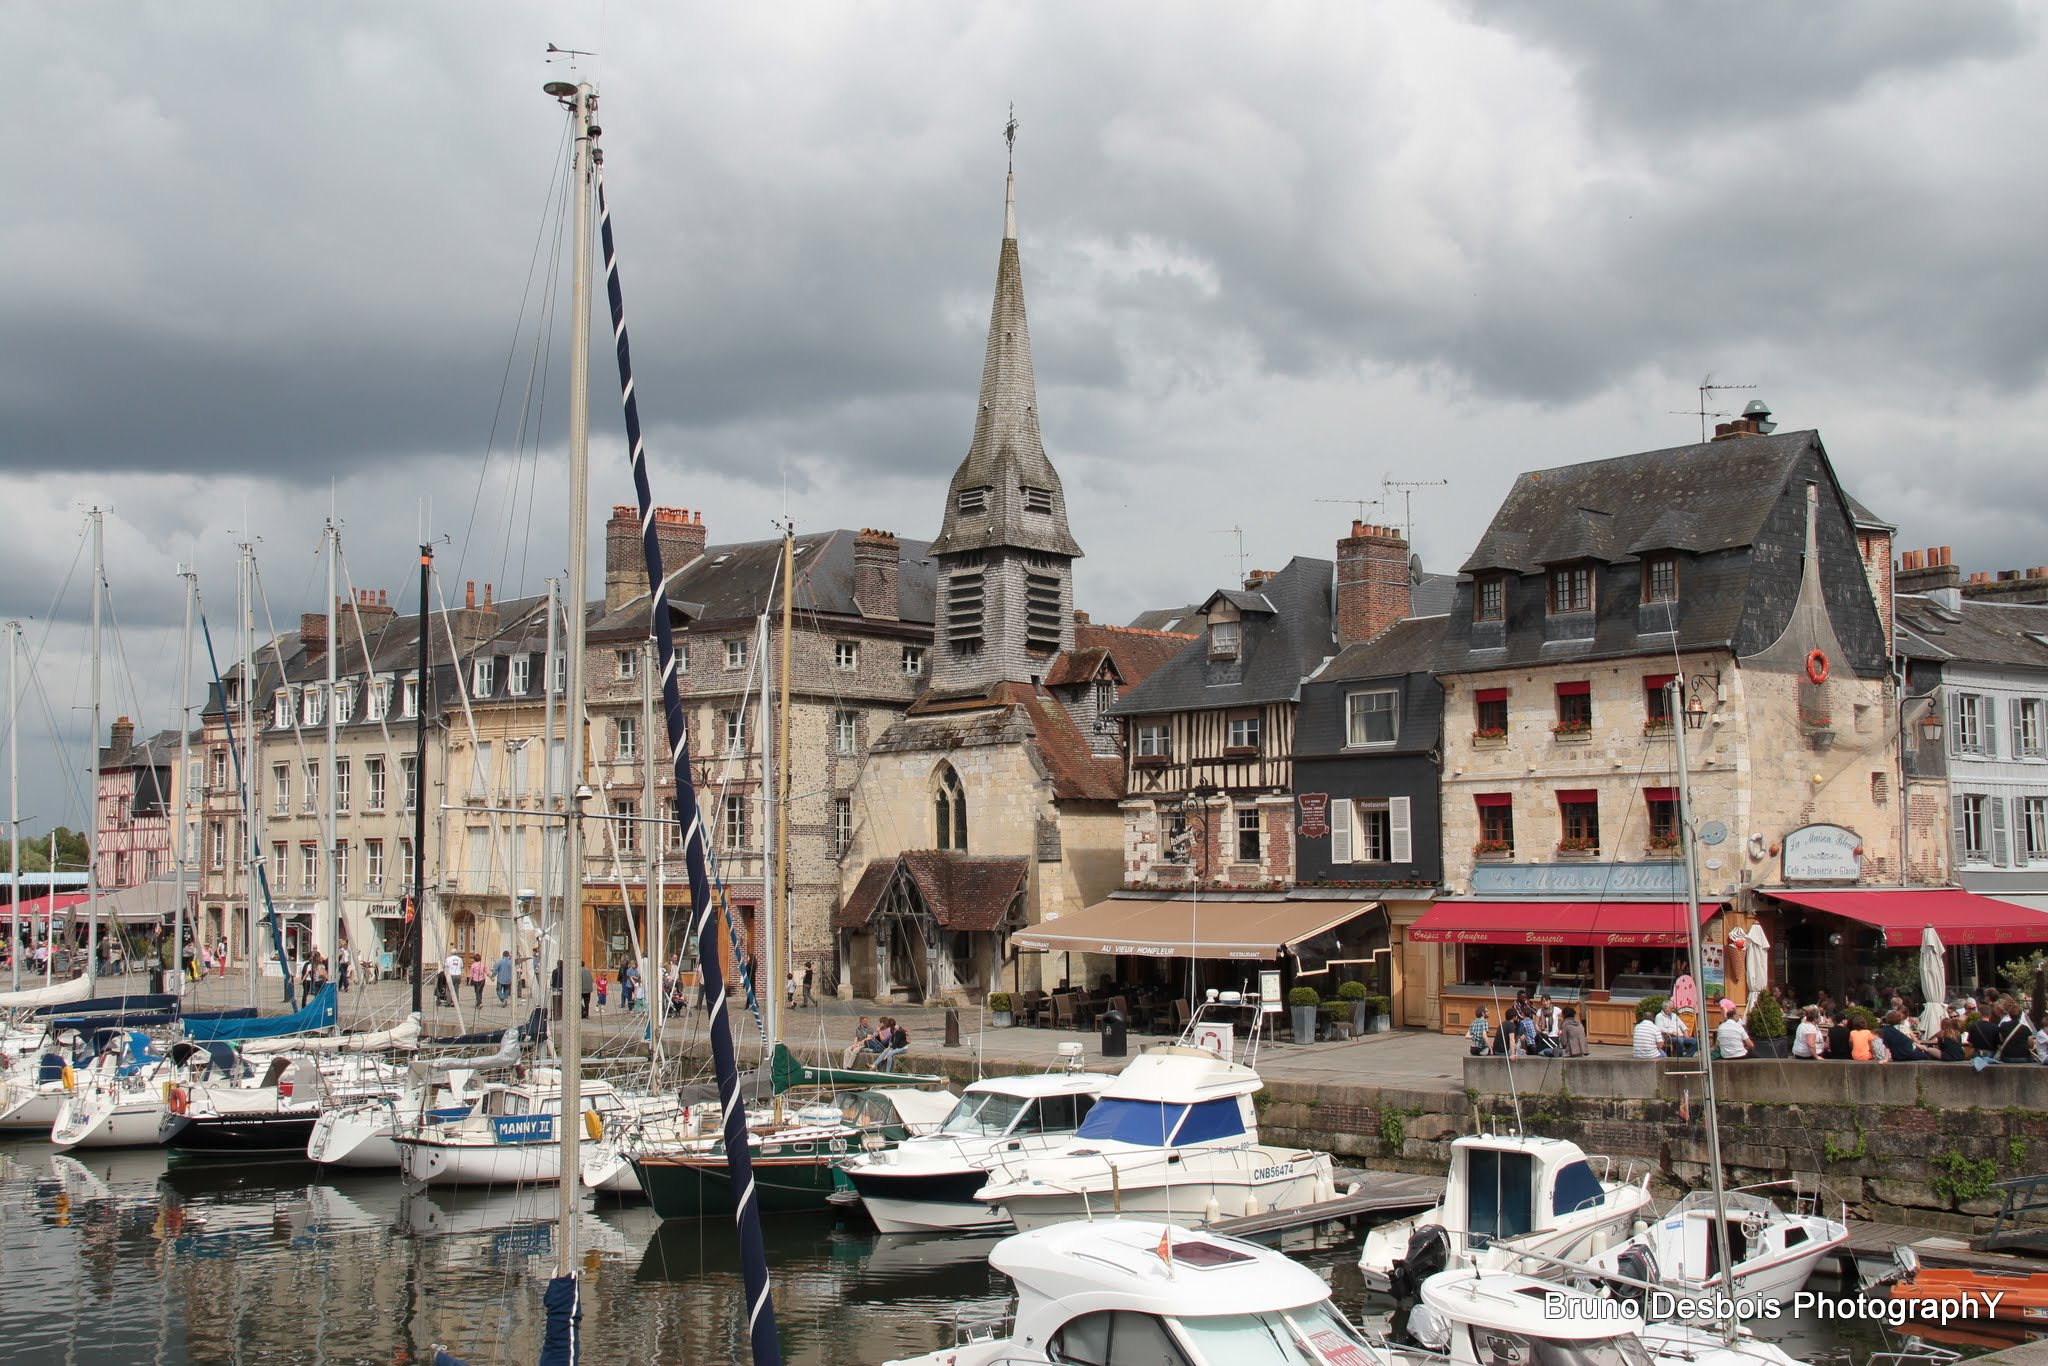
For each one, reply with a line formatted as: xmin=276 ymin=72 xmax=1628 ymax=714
xmin=1473 ymin=839 xmax=1513 ymax=861
xmin=1642 ymin=718 xmax=1673 ymax=736
xmin=1551 ymin=718 xmax=1592 ymax=741
xmin=1555 ymin=837 xmax=1600 ymax=856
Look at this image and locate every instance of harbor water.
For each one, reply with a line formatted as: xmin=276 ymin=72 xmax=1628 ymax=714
xmin=2 ymin=1145 xmax=1907 ymax=1365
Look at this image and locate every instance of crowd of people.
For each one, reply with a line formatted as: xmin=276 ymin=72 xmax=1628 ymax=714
xmin=1623 ymin=986 xmax=2048 ymax=1065
xmin=1465 ymin=992 xmax=1590 ymax=1057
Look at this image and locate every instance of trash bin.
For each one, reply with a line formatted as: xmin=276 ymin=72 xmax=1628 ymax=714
xmin=148 ymin=967 xmax=165 ymax=995
xmin=1100 ymin=1009 xmax=1128 ymax=1059
xmin=944 ymin=1007 xmax=961 ymax=1048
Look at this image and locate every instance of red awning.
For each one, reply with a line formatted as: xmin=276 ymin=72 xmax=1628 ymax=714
xmin=1765 ymin=888 xmax=2048 ymax=946
xmin=1408 ymin=900 xmax=1718 ymax=947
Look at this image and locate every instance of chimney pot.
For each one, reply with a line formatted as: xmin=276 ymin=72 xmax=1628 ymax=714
xmin=484 ymin=582 xmax=494 ymax=607
xmin=612 ymin=505 xmax=634 ymax=522
xmin=465 ymin=581 xmax=476 ymax=609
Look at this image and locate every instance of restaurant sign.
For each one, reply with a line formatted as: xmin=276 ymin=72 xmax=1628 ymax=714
xmin=1297 ymin=793 xmax=1330 ymax=841
xmin=1781 ymin=824 xmax=1862 ymax=883
xmin=1470 ymin=861 xmax=1687 ymax=897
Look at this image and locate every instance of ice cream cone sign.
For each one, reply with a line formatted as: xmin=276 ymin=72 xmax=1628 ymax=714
xmin=1668 ymin=973 xmax=1699 ymax=1013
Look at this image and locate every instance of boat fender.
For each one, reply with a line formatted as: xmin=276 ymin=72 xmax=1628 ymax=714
xmin=61 ymin=1064 xmax=74 ymax=1092
xmin=1345 ymin=1181 xmax=1362 ymax=1197
xmin=1587 ymin=1228 xmax=1612 ymax=1257
xmin=1631 ymin=1217 xmax=1649 ymax=1237
xmin=1204 ymin=1197 xmax=1222 ymax=1224
xmin=584 ymin=1109 xmax=603 ymax=1142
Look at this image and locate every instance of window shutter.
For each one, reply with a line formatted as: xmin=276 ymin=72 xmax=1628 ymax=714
xmin=1950 ymin=692 xmax=1965 ymax=753
xmin=1953 ymin=795 xmax=1971 ymax=864
xmin=1984 ymin=697 xmax=2000 ymax=758
xmin=2016 ymin=702 xmax=2029 ymax=758
xmin=1390 ymin=796 xmax=1413 ymax=863
xmin=1991 ymin=797 xmax=2011 ymax=866
xmin=1330 ymin=798 xmax=1353 ymax=864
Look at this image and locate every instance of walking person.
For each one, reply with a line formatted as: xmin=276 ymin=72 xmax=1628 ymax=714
xmin=493 ymin=949 xmax=514 ymax=1005
xmin=216 ymin=936 xmax=228 ymax=979
xmin=337 ymin=944 xmax=352 ymax=993
xmin=801 ymin=962 xmax=814 ymax=1008
xmin=442 ymin=952 xmax=463 ymax=1008
xmin=622 ymin=961 xmax=640 ymax=1011
xmin=579 ymin=962 xmax=594 ymax=1019
xmin=468 ymin=953 xmax=487 ymax=1009
xmin=785 ymin=969 xmax=796 ymax=1009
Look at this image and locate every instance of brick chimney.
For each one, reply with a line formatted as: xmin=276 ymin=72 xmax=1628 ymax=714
xmin=1962 ymin=563 xmax=2048 ymax=606
xmin=853 ymin=528 xmax=900 ymax=619
xmin=447 ymin=580 xmax=498 ymax=653
xmin=300 ymin=609 xmax=328 ymax=660
xmin=341 ymin=588 xmax=398 ymax=635
xmin=607 ymin=505 xmax=708 ymax=612
xmin=1336 ymin=521 xmax=1412 ymax=646
xmin=1712 ymin=416 xmax=1765 ymax=440
xmin=1896 ymin=545 xmax=1960 ymax=603
xmin=109 ymin=715 xmax=135 ymax=755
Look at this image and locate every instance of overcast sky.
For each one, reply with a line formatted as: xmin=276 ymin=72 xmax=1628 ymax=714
xmin=4 ymin=0 xmax=2046 ymax=830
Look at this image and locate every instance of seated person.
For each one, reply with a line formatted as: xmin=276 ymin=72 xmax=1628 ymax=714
xmin=1631 ymin=1010 xmax=1667 ymax=1060
xmin=1557 ymin=1006 xmax=1589 ymax=1058
xmin=1880 ymin=1010 xmax=1929 ymax=1062
xmin=1714 ymin=1000 xmax=1751 ymax=1060
xmin=875 ymin=1021 xmax=911 ymax=1073
xmin=1655 ymin=1001 xmax=1697 ymax=1057
xmin=1467 ymin=1008 xmax=1491 ymax=1056
xmin=1791 ymin=1006 xmax=1826 ymax=1059
xmin=840 ymin=1016 xmax=879 ymax=1068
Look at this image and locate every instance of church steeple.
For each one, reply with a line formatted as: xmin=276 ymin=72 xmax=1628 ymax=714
xmin=929 ymin=118 xmax=1083 ymax=693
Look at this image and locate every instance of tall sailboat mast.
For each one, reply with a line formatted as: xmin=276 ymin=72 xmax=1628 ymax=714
xmin=410 ymin=542 xmax=432 ymax=1015
xmin=758 ymin=610 xmax=778 ymax=1052
xmin=541 ymin=574 xmax=560 ymax=1003
xmin=774 ymin=527 xmax=794 ymax=1015
xmin=324 ymin=523 xmax=340 ymax=993
xmin=1668 ymin=679 xmax=1737 ymax=1344
xmin=173 ymin=568 xmax=196 ymax=999
xmin=85 ymin=507 xmax=103 ymax=980
xmin=553 ymin=74 xmax=597 ymax=1286
xmin=7 ymin=619 xmax=19 ymax=993
xmin=240 ymin=541 xmax=258 ymax=1008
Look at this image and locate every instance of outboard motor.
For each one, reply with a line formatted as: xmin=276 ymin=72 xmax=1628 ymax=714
xmin=1387 ymin=1224 xmax=1452 ymax=1346
xmin=1608 ymin=1243 xmax=1659 ymax=1314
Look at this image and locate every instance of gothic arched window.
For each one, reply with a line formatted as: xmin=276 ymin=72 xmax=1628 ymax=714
xmin=934 ymin=763 xmax=968 ymax=851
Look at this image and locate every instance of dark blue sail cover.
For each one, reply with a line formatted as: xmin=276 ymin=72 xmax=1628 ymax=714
xmin=538 ymin=1273 xmax=580 ymax=1365
xmin=185 ymin=984 xmax=336 ymax=1040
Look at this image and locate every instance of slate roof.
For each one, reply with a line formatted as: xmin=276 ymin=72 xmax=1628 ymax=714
xmin=928 ymin=184 xmax=1082 ymax=561
xmin=1412 ymin=572 xmax=1457 ymax=618
xmin=1896 ymin=594 xmax=2048 ymax=670
xmin=1127 ymin=603 xmax=1203 ymax=635
xmin=1108 ymin=556 xmax=1336 ymax=717
xmin=593 ymin=530 xmax=936 ymax=635
xmin=833 ymin=852 xmax=1030 ymax=932
xmin=1313 ymin=615 xmax=1451 ymax=685
xmin=100 ymin=726 xmax=194 ymax=773
xmin=1459 ymin=431 xmax=1821 ymax=575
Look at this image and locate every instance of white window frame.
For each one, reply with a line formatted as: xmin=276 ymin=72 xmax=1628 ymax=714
xmin=299 ymin=843 xmax=319 ymax=892
xmin=902 ymin=645 xmax=925 ymax=676
xmin=1330 ymin=796 xmax=1413 ymax=864
xmin=1209 ymin=620 xmax=1241 ymax=659
xmin=1226 ymin=715 xmax=1261 ymax=749
xmin=676 ymin=641 xmax=689 ymax=674
xmin=399 ymin=837 xmax=416 ymax=889
xmin=335 ymin=840 xmax=350 ymax=892
xmin=1235 ymin=806 xmax=1261 ymax=863
xmin=1953 ymin=693 xmax=1983 ymax=755
xmin=334 ymin=684 xmax=353 ymax=724
xmin=834 ymin=709 xmax=857 ymax=755
xmin=725 ymin=638 xmax=748 ymax=671
xmin=617 ymin=716 xmax=638 ymax=762
xmin=274 ymin=691 xmax=293 ymax=730
xmin=1957 ymin=793 xmax=1989 ymax=863
xmin=401 ymin=755 xmax=419 ymax=811
xmin=509 ymin=655 xmax=531 ymax=695
xmin=1136 ymin=724 xmax=1170 ymax=758
xmin=334 ymin=759 xmax=351 ymax=812
xmin=834 ymin=796 xmax=853 ymax=856
xmin=402 ymin=676 xmax=419 ymax=719
xmin=367 ymin=678 xmax=389 ymax=722
xmin=723 ymin=708 xmax=748 ymax=750
xmin=365 ymin=839 xmax=384 ymax=891
xmin=2017 ymin=698 xmax=2043 ymax=759
xmin=208 ymin=821 xmax=226 ymax=870
xmin=834 ymin=641 xmax=859 ymax=672
xmin=722 ymin=794 xmax=748 ymax=851
xmin=612 ymin=799 xmax=640 ymax=856
xmin=304 ymin=761 xmax=320 ymax=813
xmin=1345 ymin=689 xmax=1400 ymax=747
xmin=271 ymin=762 xmax=290 ymax=815
xmin=2025 ymin=797 xmax=2048 ymax=863
xmin=617 ymin=649 xmax=637 ymax=680
xmin=473 ymin=658 xmax=495 ymax=698
xmin=366 ymin=756 xmax=386 ymax=811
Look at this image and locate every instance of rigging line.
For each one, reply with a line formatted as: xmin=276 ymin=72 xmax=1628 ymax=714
xmin=97 ymin=576 xmax=153 ymax=749
xmin=25 ymin=670 xmax=93 ymax=824
xmin=250 ymin=556 xmax=317 ymax=785
xmin=502 ymin=163 xmax=573 ymax=602
xmin=0 ymin=523 xmax=87 ymax=754
xmin=450 ymin=113 xmax=576 ymax=594
xmin=428 ymin=569 xmax=510 ymax=921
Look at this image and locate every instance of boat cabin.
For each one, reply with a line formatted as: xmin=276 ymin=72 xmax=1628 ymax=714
xmin=1445 ymin=1135 xmax=1612 ymax=1242
xmin=936 ymin=1074 xmax=1103 ymax=1140
xmin=1062 ymin=1047 xmax=1264 ymax=1150
xmin=1415 ymin=1270 xmax=1661 ymax=1366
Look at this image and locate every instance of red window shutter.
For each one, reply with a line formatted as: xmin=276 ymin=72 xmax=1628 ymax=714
xmin=1556 ymin=681 xmax=1591 ymax=697
xmin=1642 ymin=787 xmax=1678 ymax=802
xmin=1474 ymin=793 xmax=1513 ymax=808
xmin=1475 ymin=688 xmax=1508 ymax=703
xmin=1555 ymin=789 xmax=1598 ymax=804
xmin=1644 ymin=674 xmax=1676 ymax=690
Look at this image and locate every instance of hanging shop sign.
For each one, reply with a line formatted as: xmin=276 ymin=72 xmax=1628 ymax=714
xmin=1781 ymin=824 xmax=1862 ymax=883
xmin=1297 ymin=793 xmax=1330 ymax=842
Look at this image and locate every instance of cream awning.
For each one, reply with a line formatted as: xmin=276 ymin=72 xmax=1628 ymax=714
xmin=1014 ymin=896 xmax=1380 ymax=961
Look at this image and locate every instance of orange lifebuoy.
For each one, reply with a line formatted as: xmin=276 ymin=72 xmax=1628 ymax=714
xmin=1805 ymin=650 xmax=1829 ymax=685
xmin=167 ymin=1085 xmax=188 ymax=1116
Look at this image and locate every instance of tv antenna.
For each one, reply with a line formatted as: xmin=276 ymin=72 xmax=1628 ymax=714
xmin=1672 ymin=374 xmax=1756 ymax=443
xmin=1382 ymin=475 xmax=1448 ymax=546
xmin=1213 ymin=526 xmax=1248 ymax=587
xmin=1317 ymin=495 xmax=1385 ymax=524
xmin=545 ymin=42 xmax=595 ymax=71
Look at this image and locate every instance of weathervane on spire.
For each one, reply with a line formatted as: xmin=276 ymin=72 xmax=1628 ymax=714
xmin=1005 ymin=103 xmax=1018 ymax=171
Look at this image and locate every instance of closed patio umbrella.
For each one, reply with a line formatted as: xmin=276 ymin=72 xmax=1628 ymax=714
xmin=1742 ymin=923 xmax=1771 ymax=1010
xmin=1919 ymin=925 xmax=1947 ymax=1039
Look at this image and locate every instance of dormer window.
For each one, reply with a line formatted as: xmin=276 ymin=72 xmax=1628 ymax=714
xmin=1022 ymin=486 xmax=1053 ymax=515
xmin=1475 ymin=577 xmax=1505 ymax=622
xmin=957 ymin=486 xmax=990 ymax=515
xmin=1548 ymin=565 xmax=1593 ymax=615
xmin=1643 ymin=556 xmax=1678 ymax=605
xmin=1209 ymin=620 xmax=1241 ymax=660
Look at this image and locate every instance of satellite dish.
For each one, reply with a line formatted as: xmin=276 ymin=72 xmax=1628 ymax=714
xmin=1742 ymin=399 xmax=1777 ymax=434
xmin=1699 ymin=820 xmax=1728 ymax=846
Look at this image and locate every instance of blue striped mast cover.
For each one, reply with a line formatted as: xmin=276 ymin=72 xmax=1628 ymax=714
xmin=596 ymin=174 xmax=784 ymax=1366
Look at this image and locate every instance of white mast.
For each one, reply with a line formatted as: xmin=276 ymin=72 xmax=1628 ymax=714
xmin=540 ymin=574 xmax=560 ymax=1003
xmin=758 ymin=610 xmax=778 ymax=1049
xmin=553 ymin=76 xmax=597 ymax=1280
xmin=173 ymin=568 xmax=196 ymax=1000
xmin=85 ymin=507 xmax=103 ymax=981
xmin=240 ymin=541 xmax=259 ymax=1008
xmin=324 ymin=522 xmax=340 ymax=998
xmin=7 ymin=618 xmax=19 ymax=992
xmin=1668 ymin=679 xmax=1737 ymax=1344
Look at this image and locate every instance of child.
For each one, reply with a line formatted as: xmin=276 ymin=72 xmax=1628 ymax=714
xmin=595 ymin=972 xmax=609 ymax=1010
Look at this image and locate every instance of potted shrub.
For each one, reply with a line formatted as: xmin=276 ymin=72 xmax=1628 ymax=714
xmin=1339 ymin=980 xmax=1370 ymax=1033
xmin=987 ymin=991 xmax=1014 ymax=1028
xmin=1320 ymin=1000 xmax=1351 ymax=1039
xmin=1746 ymin=993 xmax=1788 ymax=1058
xmin=1368 ymin=994 xmax=1393 ymax=1033
xmin=1289 ymin=986 xmax=1322 ymax=1044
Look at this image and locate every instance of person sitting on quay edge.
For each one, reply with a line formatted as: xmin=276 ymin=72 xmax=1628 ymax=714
xmin=1791 ymin=1006 xmax=1826 ymax=1059
xmin=1847 ymin=1009 xmax=1888 ymax=1062
xmin=1557 ymin=1006 xmax=1589 ymax=1058
xmin=1654 ymin=999 xmax=1697 ymax=1057
xmin=1631 ymin=1006 xmax=1667 ymax=1060
xmin=1714 ymin=1000 xmax=1751 ymax=1060
xmin=1933 ymin=1015 xmax=1968 ymax=1062
xmin=1881 ymin=1010 xmax=1932 ymax=1062
xmin=1515 ymin=1008 xmax=1553 ymax=1058
xmin=1466 ymin=1007 xmax=1491 ymax=1056
xmin=843 ymin=1015 xmax=878 ymax=1068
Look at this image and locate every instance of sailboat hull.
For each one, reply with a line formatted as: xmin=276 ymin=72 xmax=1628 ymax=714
xmin=397 ymin=1135 xmax=566 ymax=1187
xmin=634 ymin=1151 xmax=847 ymax=1219
xmin=51 ymin=1091 xmax=169 ymax=1150
xmin=163 ymin=1110 xmax=321 ymax=1155
xmin=0 ymin=1083 xmax=69 ymax=1134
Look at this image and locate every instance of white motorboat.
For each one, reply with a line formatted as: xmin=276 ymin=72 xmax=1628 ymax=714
xmin=1581 ymin=1185 xmax=1847 ymax=1311
xmin=49 ymin=1032 xmax=174 ymax=1150
xmin=840 ymin=1064 xmax=1107 ymax=1233
xmin=1359 ymin=1133 xmax=1653 ymax=1291
xmin=884 ymin=1217 xmax=1379 ymax=1366
xmin=974 ymin=1045 xmax=1333 ymax=1232
xmin=395 ymin=1071 xmax=630 ymax=1186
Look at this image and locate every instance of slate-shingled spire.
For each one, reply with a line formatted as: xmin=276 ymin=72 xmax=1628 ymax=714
xmin=928 ymin=134 xmax=1084 ymax=694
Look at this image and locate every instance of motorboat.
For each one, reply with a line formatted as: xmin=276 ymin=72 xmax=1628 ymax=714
xmin=160 ymin=1049 xmax=405 ymax=1155
xmin=974 ymin=1045 xmax=1334 ymax=1232
xmin=1360 ymin=1133 xmax=1653 ymax=1291
xmin=840 ymin=1060 xmax=1108 ymax=1234
xmin=1582 ymin=1184 xmax=1847 ymax=1310
xmin=48 ymin=1030 xmax=175 ymax=1150
xmin=306 ymin=1028 xmax=515 ymax=1168
xmin=883 ymin=1217 xmax=1382 ymax=1366
xmin=632 ymin=1085 xmax=958 ymax=1220
xmin=394 ymin=1071 xmax=633 ymax=1186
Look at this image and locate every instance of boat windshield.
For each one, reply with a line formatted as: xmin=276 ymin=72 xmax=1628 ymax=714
xmin=940 ymin=1091 xmax=1028 ymax=1136
xmin=1467 ymin=1329 xmax=1656 ymax=1366
xmin=1173 ymin=1303 xmax=1376 ymax=1365
xmin=1072 ymin=1097 xmax=1243 ymax=1146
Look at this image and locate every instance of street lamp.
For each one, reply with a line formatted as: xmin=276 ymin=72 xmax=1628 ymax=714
xmin=1918 ymin=711 xmax=1944 ymax=746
